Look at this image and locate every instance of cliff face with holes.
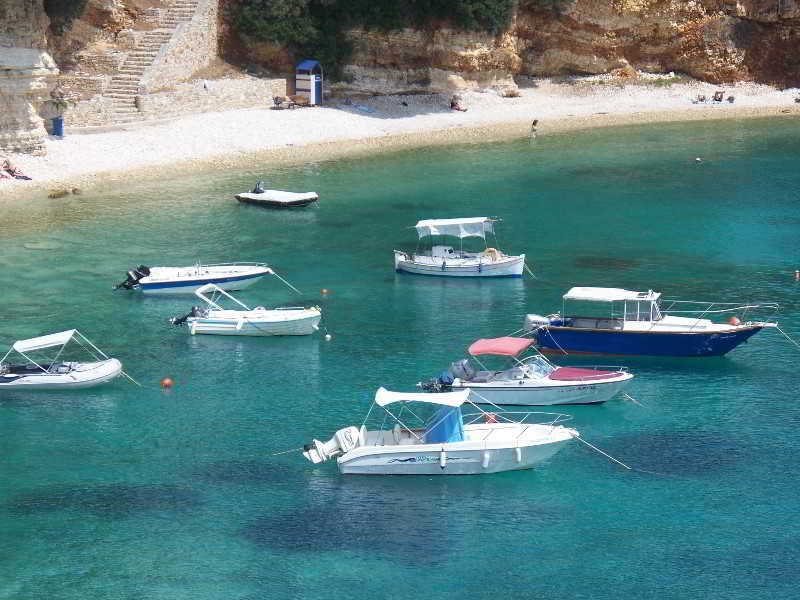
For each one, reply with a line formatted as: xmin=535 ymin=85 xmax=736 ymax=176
xmin=230 ymin=0 xmax=800 ymax=94
xmin=0 ymin=0 xmax=58 ymax=154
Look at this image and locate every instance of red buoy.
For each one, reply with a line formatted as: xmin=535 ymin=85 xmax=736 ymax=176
xmin=160 ymin=377 xmax=174 ymax=389
xmin=728 ymin=316 xmax=741 ymax=326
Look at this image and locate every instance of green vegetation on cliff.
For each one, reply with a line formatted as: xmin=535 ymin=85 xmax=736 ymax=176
xmin=231 ymin=0 xmax=514 ymax=79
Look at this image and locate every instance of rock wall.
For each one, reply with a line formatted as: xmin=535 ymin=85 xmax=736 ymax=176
xmin=0 ymin=0 xmax=59 ymax=154
xmin=229 ymin=0 xmax=800 ymax=94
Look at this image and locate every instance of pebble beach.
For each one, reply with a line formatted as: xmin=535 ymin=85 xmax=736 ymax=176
xmin=2 ymin=77 xmax=799 ymax=199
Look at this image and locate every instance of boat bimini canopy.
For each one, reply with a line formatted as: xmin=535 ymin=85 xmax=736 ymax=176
xmin=375 ymin=387 xmax=469 ymax=407
xmin=414 ymin=217 xmax=495 ymax=239
xmin=12 ymin=330 xmax=80 ymax=353
xmin=468 ymin=337 xmax=534 ymax=357
xmin=2 ymin=329 xmax=111 ymax=372
xmin=563 ymin=287 xmax=661 ymax=303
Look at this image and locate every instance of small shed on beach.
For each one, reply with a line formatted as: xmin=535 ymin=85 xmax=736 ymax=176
xmin=295 ymin=60 xmax=323 ymax=105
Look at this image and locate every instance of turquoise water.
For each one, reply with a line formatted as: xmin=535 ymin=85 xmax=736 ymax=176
xmin=1 ymin=117 xmax=799 ymax=599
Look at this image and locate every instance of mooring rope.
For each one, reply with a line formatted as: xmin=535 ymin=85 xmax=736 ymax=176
xmin=776 ymin=326 xmax=800 ymax=353
xmin=569 ymin=431 xmax=632 ymax=470
xmin=524 ymin=264 xmax=537 ymax=279
xmin=270 ymin=446 xmax=305 ymax=456
xmin=623 ymin=392 xmax=646 ymax=408
xmin=271 ymin=270 xmax=303 ymax=295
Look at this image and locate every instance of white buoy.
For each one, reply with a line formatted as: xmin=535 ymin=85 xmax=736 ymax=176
xmin=325 ymin=334 xmax=332 ymax=341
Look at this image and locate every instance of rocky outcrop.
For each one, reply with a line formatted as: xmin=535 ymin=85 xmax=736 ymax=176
xmin=230 ymin=0 xmax=800 ymax=94
xmin=0 ymin=0 xmax=58 ymax=154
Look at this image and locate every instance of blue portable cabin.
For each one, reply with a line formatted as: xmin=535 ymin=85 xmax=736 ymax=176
xmin=295 ymin=59 xmax=323 ymax=105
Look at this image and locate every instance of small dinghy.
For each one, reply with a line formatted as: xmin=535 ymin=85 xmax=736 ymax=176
xmin=115 ymin=262 xmax=271 ymax=294
xmin=0 ymin=330 xmax=122 ymax=391
xmin=235 ymin=181 xmax=318 ymax=208
xmin=393 ymin=217 xmax=526 ymax=278
xmin=302 ymin=387 xmax=577 ymax=475
xmin=420 ymin=337 xmax=633 ymax=406
xmin=524 ymin=287 xmax=779 ymax=357
xmin=171 ymin=283 xmax=321 ymax=336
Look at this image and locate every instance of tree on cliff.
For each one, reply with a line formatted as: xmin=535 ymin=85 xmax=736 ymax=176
xmin=231 ymin=0 xmax=514 ymax=79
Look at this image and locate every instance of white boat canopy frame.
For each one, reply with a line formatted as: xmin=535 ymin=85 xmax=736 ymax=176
xmin=2 ymin=329 xmax=111 ymax=373
xmin=414 ymin=217 xmax=495 ymax=240
xmin=375 ymin=387 xmax=469 ymax=408
xmin=563 ymin=287 xmax=661 ymax=303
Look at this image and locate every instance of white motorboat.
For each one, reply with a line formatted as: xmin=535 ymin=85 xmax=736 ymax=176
xmin=302 ymin=387 xmax=577 ymax=475
xmin=393 ymin=217 xmax=526 ymax=278
xmin=115 ymin=262 xmax=271 ymax=294
xmin=235 ymin=182 xmax=318 ymax=208
xmin=420 ymin=337 xmax=633 ymax=406
xmin=171 ymin=283 xmax=321 ymax=336
xmin=0 ymin=330 xmax=122 ymax=391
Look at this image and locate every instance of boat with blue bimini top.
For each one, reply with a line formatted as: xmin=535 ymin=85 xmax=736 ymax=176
xmin=393 ymin=217 xmax=526 ymax=278
xmin=0 ymin=330 xmax=123 ymax=391
xmin=115 ymin=262 xmax=271 ymax=294
xmin=302 ymin=387 xmax=577 ymax=475
xmin=419 ymin=337 xmax=633 ymax=406
xmin=524 ymin=287 xmax=778 ymax=357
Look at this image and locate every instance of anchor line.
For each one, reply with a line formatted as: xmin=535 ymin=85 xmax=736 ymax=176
xmin=271 ymin=270 xmax=303 ymax=295
xmin=568 ymin=431 xmax=632 ymax=470
xmin=776 ymin=326 xmax=800 ymax=353
xmin=270 ymin=447 xmax=304 ymax=456
xmin=623 ymin=392 xmax=647 ymax=408
xmin=524 ymin=264 xmax=537 ymax=279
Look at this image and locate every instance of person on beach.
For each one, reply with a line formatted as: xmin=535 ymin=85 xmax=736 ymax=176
xmin=531 ymin=119 xmax=538 ymax=138
xmin=450 ymin=95 xmax=467 ymax=112
xmin=1 ymin=155 xmax=32 ymax=180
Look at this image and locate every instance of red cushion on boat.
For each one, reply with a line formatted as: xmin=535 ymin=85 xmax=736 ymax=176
xmin=548 ymin=367 xmax=621 ymax=381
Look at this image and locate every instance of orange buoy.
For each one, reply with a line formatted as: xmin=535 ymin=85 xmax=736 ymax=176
xmin=160 ymin=377 xmax=174 ymax=389
xmin=484 ymin=412 xmax=497 ymax=424
xmin=728 ymin=316 xmax=741 ymax=326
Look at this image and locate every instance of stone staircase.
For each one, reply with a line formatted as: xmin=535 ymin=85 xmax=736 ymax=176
xmin=104 ymin=0 xmax=199 ymax=124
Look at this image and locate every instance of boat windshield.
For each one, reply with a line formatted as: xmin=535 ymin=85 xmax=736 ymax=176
xmin=520 ymin=355 xmax=556 ymax=377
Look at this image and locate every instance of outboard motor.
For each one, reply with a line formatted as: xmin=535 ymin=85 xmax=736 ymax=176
xmin=170 ymin=306 xmax=204 ymax=326
xmin=303 ymin=426 xmax=362 ymax=464
xmin=418 ymin=370 xmax=454 ymax=393
xmin=448 ymin=358 xmax=474 ymax=382
xmin=523 ymin=313 xmax=553 ymax=332
xmin=115 ymin=265 xmax=151 ymax=290
xmin=252 ymin=180 xmax=266 ymax=194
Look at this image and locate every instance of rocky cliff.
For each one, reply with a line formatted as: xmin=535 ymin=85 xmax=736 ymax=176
xmin=230 ymin=0 xmax=800 ymax=94
xmin=1 ymin=0 xmax=58 ymax=154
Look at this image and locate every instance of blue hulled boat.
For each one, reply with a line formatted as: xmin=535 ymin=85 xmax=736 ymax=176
xmin=523 ymin=287 xmax=778 ymax=357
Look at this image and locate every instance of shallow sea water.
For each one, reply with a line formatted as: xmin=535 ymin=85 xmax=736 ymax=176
xmin=1 ymin=117 xmax=799 ymax=599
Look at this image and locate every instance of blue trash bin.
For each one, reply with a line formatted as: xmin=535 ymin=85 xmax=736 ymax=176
xmin=51 ymin=116 xmax=64 ymax=138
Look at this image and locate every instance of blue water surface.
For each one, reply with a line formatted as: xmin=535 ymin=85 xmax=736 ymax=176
xmin=1 ymin=116 xmax=799 ymax=599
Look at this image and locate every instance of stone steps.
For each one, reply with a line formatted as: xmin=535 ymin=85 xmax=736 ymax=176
xmin=99 ymin=0 xmax=201 ymax=125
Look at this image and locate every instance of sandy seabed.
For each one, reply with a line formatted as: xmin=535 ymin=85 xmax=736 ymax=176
xmin=2 ymin=77 xmax=799 ymax=201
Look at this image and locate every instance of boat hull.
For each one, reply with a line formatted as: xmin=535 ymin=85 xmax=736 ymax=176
xmin=535 ymin=325 xmax=765 ymax=357
xmin=394 ymin=251 xmax=524 ymax=278
xmin=235 ymin=191 xmax=318 ymax=208
xmin=0 ymin=359 xmax=122 ymax=390
xmin=452 ymin=376 xmax=632 ymax=406
xmin=140 ymin=272 xmax=266 ymax=294
xmin=338 ymin=437 xmax=572 ymax=475
xmin=188 ymin=312 xmax=321 ymax=336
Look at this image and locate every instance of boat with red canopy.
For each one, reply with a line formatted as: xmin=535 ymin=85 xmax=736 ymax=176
xmin=420 ymin=336 xmax=633 ymax=406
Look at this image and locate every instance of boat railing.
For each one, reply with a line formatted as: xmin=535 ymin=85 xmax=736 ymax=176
xmin=555 ymin=365 xmax=628 ymax=380
xmin=198 ymin=262 xmax=268 ymax=269
xmin=462 ymin=411 xmax=572 ymax=440
xmin=659 ymin=300 xmax=779 ymax=329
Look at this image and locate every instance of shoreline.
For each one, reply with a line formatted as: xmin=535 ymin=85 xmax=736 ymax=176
xmin=2 ymin=79 xmax=799 ymax=201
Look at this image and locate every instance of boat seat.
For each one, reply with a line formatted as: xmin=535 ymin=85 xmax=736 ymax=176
xmin=469 ymin=370 xmax=497 ymax=383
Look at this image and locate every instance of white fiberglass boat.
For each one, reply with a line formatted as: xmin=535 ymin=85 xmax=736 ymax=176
xmin=235 ymin=182 xmax=318 ymax=208
xmin=303 ymin=388 xmax=577 ymax=475
xmin=115 ymin=262 xmax=271 ymax=294
xmin=0 ymin=330 xmax=122 ymax=391
xmin=171 ymin=283 xmax=321 ymax=336
xmin=420 ymin=337 xmax=633 ymax=406
xmin=393 ymin=217 xmax=526 ymax=278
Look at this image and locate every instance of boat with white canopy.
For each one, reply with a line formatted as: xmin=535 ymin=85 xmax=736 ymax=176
xmin=393 ymin=217 xmax=526 ymax=278
xmin=115 ymin=262 xmax=271 ymax=294
xmin=420 ymin=337 xmax=633 ymax=405
xmin=0 ymin=330 xmax=122 ymax=390
xmin=170 ymin=283 xmax=321 ymax=336
xmin=524 ymin=287 xmax=779 ymax=357
xmin=302 ymin=387 xmax=577 ymax=475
